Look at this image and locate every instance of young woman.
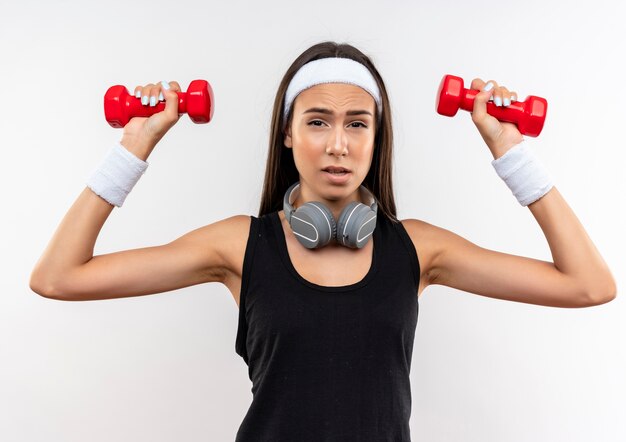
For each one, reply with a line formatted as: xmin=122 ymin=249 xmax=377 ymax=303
xmin=30 ymin=42 xmax=616 ymax=441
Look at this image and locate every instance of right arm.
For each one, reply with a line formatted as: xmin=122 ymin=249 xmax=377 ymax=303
xmin=29 ymin=80 xmax=247 ymax=301
xmin=29 ymin=188 xmax=249 ymax=301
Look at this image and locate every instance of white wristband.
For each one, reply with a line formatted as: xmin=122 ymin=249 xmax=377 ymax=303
xmin=491 ymin=141 xmax=554 ymax=206
xmin=86 ymin=141 xmax=149 ymax=207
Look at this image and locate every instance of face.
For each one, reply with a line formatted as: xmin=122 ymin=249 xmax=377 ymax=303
xmin=284 ymin=83 xmax=376 ymax=211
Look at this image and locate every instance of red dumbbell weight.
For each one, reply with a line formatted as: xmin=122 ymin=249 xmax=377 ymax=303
xmin=436 ymin=74 xmax=547 ymax=137
xmin=104 ymin=79 xmax=214 ymax=128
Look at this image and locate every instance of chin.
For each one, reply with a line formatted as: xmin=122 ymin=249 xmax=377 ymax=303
xmin=321 ymin=183 xmax=362 ymax=201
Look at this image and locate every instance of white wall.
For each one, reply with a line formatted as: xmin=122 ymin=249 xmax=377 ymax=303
xmin=2 ymin=0 xmax=624 ymax=440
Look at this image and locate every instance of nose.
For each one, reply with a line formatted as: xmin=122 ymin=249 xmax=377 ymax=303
xmin=325 ymin=125 xmax=348 ymax=156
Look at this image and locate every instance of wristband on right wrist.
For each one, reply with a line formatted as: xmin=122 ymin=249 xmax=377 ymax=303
xmin=491 ymin=141 xmax=554 ymax=207
xmin=86 ymin=141 xmax=149 ymax=207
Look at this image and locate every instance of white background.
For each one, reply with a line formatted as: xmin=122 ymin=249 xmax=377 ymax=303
xmin=2 ymin=0 xmax=624 ymax=441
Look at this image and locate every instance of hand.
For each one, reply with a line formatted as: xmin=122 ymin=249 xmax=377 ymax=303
xmin=120 ymin=80 xmax=182 ymax=159
xmin=470 ymin=78 xmax=524 ymax=159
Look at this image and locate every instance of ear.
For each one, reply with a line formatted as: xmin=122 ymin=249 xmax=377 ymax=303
xmin=284 ymin=124 xmax=293 ymax=148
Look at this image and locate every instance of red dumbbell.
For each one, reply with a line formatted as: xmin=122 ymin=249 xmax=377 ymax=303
xmin=436 ymin=74 xmax=547 ymax=137
xmin=104 ymin=79 xmax=214 ymax=128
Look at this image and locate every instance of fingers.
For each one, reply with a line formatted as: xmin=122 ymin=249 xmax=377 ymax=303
xmin=470 ymin=78 xmax=519 ymax=127
xmin=471 ymin=78 xmax=517 ymax=109
xmin=131 ymin=81 xmax=182 ymax=107
xmin=469 ymin=78 xmax=488 ymax=91
xmin=159 ymin=81 xmax=180 ymax=122
xmin=471 ymin=78 xmax=496 ymax=121
xmin=492 ymin=86 xmax=517 ymax=107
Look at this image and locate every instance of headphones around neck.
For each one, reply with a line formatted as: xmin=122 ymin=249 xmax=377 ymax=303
xmin=283 ymin=181 xmax=378 ymax=249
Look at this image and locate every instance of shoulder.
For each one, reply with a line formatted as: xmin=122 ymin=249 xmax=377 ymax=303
xmin=171 ymin=214 xmax=252 ymax=249
xmin=171 ymin=214 xmax=253 ymax=283
xmin=211 ymin=214 xmax=253 ymax=271
xmin=216 ymin=214 xmax=253 ymax=234
xmin=194 ymin=214 xmax=252 ymax=244
xmin=398 ymin=218 xmax=439 ymax=245
xmin=398 ymin=218 xmax=448 ymax=287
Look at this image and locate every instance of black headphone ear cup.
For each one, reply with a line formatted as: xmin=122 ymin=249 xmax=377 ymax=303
xmin=336 ymin=203 xmax=377 ymax=248
xmin=291 ymin=202 xmax=336 ymax=249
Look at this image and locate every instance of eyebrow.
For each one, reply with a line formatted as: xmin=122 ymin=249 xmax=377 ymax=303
xmin=302 ymin=107 xmax=373 ymax=117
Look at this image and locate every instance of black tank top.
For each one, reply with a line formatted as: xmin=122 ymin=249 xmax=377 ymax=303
xmin=235 ymin=210 xmax=420 ymax=441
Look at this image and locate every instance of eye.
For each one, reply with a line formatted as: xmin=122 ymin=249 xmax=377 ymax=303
xmin=350 ymin=122 xmax=367 ymax=128
xmin=308 ymin=120 xmax=325 ymax=127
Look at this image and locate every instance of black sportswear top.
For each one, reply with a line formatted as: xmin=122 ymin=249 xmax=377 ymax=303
xmin=235 ymin=210 xmax=420 ymax=441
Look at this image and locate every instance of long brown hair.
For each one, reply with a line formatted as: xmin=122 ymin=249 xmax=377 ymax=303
xmin=258 ymin=41 xmax=397 ymax=222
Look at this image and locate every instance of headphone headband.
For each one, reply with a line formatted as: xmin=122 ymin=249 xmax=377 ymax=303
xmin=283 ymin=182 xmax=378 ymax=224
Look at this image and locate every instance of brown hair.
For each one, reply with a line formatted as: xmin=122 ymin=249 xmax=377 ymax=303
xmin=258 ymin=41 xmax=397 ymax=222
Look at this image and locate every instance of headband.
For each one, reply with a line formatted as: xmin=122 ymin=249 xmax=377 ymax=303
xmin=283 ymin=57 xmax=383 ymax=123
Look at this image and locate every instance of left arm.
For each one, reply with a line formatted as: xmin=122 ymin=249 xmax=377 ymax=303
xmin=526 ymin=186 xmax=616 ymax=304
xmin=411 ymin=185 xmax=616 ymax=308
xmin=415 ymin=78 xmax=617 ymax=307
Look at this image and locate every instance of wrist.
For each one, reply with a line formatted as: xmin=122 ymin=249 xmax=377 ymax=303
xmin=491 ymin=141 xmax=554 ymax=207
xmin=85 ymin=141 xmax=149 ymax=207
xmin=489 ymin=137 xmax=525 ymax=160
xmin=120 ymin=136 xmax=154 ymax=162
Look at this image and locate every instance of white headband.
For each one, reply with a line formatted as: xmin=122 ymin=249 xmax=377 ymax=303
xmin=283 ymin=57 xmax=383 ymax=123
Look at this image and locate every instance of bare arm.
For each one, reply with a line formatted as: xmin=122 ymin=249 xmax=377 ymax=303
xmin=28 ymin=79 xmax=249 ymax=300
xmin=30 ymin=186 xmax=116 ymax=296
xmin=405 ymin=78 xmax=616 ymax=307
xmin=525 ymin=186 xmax=616 ymax=302
xmin=406 ymin=186 xmax=616 ymax=308
xmin=30 ymin=189 xmax=249 ymax=301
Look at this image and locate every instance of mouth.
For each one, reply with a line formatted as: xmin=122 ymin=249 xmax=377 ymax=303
xmin=322 ymin=166 xmax=351 ymax=175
